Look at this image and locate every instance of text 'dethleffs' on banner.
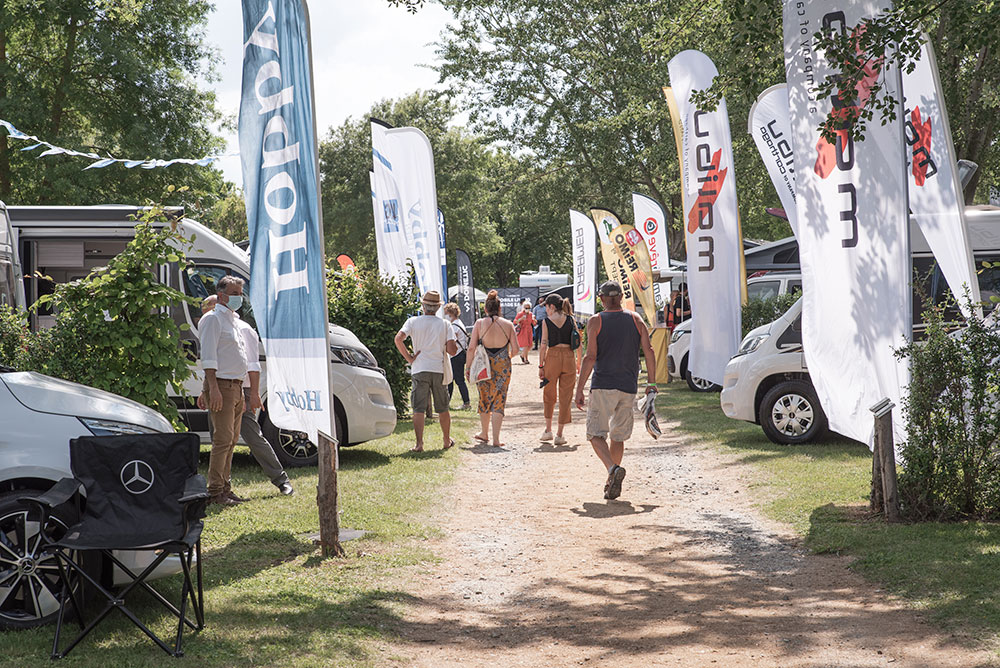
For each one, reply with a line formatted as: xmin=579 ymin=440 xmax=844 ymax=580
xmin=903 ymin=39 xmax=980 ymax=315
xmin=591 ymin=209 xmax=637 ymax=313
xmin=749 ymin=84 xmax=799 ymax=235
xmin=784 ymin=0 xmax=910 ymax=447
xmin=569 ymin=209 xmax=597 ymax=316
xmin=455 ymin=249 xmax=476 ymax=328
xmin=371 ymin=121 xmax=411 ymax=283
xmin=632 ymin=193 xmax=671 ymax=308
xmin=240 ymin=0 xmax=333 ymax=444
xmin=383 ymin=125 xmax=443 ymax=298
xmin=665 ymin=50 xmax=744 ymax=385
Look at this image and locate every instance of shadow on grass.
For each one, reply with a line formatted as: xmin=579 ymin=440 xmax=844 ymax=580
xmin=806 ymin=503 xmax=1000 ymax=636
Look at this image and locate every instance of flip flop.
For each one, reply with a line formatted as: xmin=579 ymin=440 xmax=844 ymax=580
xmin=443 ymin=439 xmax=455 ymax=450
xmin=492 ymin=442 xmax=505 ymax=448
xmin=410 ymin=445 xmax=424 ymax=452
xmin=473 ymin=433 xmax=489 ymax=443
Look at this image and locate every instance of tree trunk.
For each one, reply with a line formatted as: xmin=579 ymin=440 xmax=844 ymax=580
xmin=49 ymin=15 xmax=81 ymax=138
xmin=0 ymin=4 xmax=10 ymax=201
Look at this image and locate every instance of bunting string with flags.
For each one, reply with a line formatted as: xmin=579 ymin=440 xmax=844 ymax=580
xmin=0 ymin=119 xmax=236 ymax=170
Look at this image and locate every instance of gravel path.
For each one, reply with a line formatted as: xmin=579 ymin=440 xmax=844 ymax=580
xmin=388 ymin=361 xmax=995 ymax=667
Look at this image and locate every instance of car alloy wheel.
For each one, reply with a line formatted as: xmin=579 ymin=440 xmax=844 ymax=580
xmin=770 ymin=392 xmax=814 ymax=437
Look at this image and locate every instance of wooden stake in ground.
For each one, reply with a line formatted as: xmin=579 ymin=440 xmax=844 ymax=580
xmin=870 ymin=399 xmax=900 ymax=523
xmin=317 ymin=431 xmax=345 ymax=557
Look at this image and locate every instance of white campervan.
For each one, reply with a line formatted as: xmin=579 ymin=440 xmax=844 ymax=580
xmin=6 ymin=204 xmax=396 ymax=467
xmin=720 ymin=205 xmax=1000 ymax=444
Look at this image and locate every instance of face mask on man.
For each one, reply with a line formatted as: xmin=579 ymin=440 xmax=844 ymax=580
xmin=225 ymin=295 xmax=243 ymax=312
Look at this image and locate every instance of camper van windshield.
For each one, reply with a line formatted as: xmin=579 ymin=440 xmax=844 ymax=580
xmin=184 ymin=265 xmax=258 ymax=332
xmin=0 ymin=260 xmax=13 ymax=307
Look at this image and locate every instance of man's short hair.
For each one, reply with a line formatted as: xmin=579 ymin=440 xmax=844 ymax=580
xmin=217 ymin=275 xmax=244 ymax=294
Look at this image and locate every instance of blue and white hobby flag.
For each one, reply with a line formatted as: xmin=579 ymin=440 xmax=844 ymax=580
xmin=240 ymin=0 xmax=333 ymax=444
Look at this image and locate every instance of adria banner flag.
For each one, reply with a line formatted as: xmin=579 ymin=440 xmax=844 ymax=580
xmin=370 ymin=122 xmax=409 ymax=282
xmin=569 ymin=209 xmax=597 ymax=316
xmin=591 ymin=208 xmax=636 ymax=312
xmin=903 ymin=39 xmax=980 ymax=315
xmin=665 ymin=50 xmax=744 ymax=385
xmin=784 ymin=0 xmax=910 ymax=447
xmin=455 ymin=249 xmax=476 ymax=328
xmin=632 ymin=193 xmax=670 ymax=308
xmin=240 ymin=0 xmax=333 ymax=444
xmin=749 ymin=84 xmax=798 ymax=235
xmin=610 ymin=222 xmax=657 ymax=328
xmin=385 ymin=125 xmax=443 ymax=297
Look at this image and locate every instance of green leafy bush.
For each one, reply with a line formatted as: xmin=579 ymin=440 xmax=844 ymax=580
xmin=0 ymin=304 xmax=29 ymax=368
xmin=741 ymin=293 xmax=799 ymax=337
xmin=896 ymin=300 xmax=1000 ymax=520
xmin=326 ymin=265 xmax=418 ymax=416
xmin=30 ymin=204 xmax=197 ymax=427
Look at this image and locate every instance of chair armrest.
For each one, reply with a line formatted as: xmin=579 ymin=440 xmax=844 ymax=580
xmin=179 ymin=474 xmax=210 ymax=504
xmin=19 ymin=477 xmax=81 ymax=510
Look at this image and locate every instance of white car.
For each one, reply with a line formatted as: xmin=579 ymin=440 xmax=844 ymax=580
xmin=0 ymin=367 xmax=183 ymax=629
xmin=719 ymin=298 xmax=828 ymax=444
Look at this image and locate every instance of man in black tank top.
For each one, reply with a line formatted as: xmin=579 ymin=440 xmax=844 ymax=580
xmin=574 ymin=281 xmax=657 ymax=499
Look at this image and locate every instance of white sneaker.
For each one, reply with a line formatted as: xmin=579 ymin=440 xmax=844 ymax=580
xmin=553 ymin=435 xmax=567 ymax=446
xmin=540 ymin=431 xmax=553 ymax=442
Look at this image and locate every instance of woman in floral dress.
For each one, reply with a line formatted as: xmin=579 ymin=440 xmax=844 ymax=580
xmin=466 ymin=290 xmax=518 ymax=447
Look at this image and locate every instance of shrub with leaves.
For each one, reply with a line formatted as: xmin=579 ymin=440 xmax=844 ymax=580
xmin=741 ymin=293 xmax=799 ymax=337
xmin=33 ymin=203 xmax=197 ymax=427
xmin=0 ymin=304 xmax=29 ymax=368
xmin=326 ymin=265 xmax=419 ymax=416
xmin=896 ymin=300 xmax=1000 ymax=521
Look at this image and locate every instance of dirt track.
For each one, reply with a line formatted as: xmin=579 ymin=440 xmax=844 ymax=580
xmin=389 ymin=361 xmax=995 ymax=667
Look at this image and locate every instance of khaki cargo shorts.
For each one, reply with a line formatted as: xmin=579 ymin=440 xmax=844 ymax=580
xmin=586 ymin=389 xmax=636 ymax=442
xmin=411 ymin=371 xmax=449 ymax=414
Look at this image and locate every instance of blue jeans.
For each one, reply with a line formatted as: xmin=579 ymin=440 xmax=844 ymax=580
xmin=448 ymin=350 xmax=470 ymax=403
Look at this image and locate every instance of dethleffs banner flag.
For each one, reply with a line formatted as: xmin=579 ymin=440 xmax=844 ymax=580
xmin=455 ymin=249 xmax=476 ymax=328
xmin=610 ymin=221 xmax=657 ymax=328
xmin=903 ymin=39 xmax=980 ymax=314
xmin=749 ymin=84 xmax=799 ymax=235
xmin=632 ymin=193 xmax=670 ymax=308
xmin=664 ymin=50 xmax=744 ymax=385
xmin=383 ymin=124 xmax=443 ymax=298
xmin=592 ymin=209 xmax=636 ymax=312
xmin=240 ymin=0 xmax=333 ymax=444
xmin=370 ymin=122 xmax=409 ymax=282
xmin=569 ymin=209 xmax=597 ymax=316
xmin=784 ymin=0 xmax=910 ymax=447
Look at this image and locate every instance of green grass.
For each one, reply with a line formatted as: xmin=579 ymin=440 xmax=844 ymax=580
xmin=0 ymin=407 xmax=477 ymax=667
xmin=659 ymin=382 xmax=1000 ymax=642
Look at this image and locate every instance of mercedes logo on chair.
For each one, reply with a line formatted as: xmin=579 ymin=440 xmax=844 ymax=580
xmin=120 ymin=460 xmax=155 ymax=495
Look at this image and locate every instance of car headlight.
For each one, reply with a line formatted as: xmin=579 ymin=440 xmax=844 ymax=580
xmin=671 ymin=329 xmax=688 ymax=344
xmin=79 ymin=418 xmax=161 ymax=436
xmin=734 ymin=333 xmax=770 ymax=357
xmin=330 ymin=345 xmax=379 ymax=369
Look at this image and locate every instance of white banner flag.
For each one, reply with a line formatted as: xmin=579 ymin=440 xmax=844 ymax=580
xmin=749 ymin=84 xmax=798 ymax=235
xmin=665 ymin=50 xmax=744 ymax=385
xmin=370 ymin=121 xmax=410 ymax=282
xmin=632 ymin=193 xmax=670 ymax=308
xmin=384 ymin=126 xmax=443 ymax=297
xmin=570 ymin=209 xmax=597 ymax=315
xmin=784 ymin=0 xmax=910 ymax=446
xmin=903 ymin=39 xmax=980 ymax=314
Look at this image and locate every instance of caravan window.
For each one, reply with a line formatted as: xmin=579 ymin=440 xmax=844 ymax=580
xmin=747 ymin=280 xmax=780 ymax=301
xmin=0 ymin=260 xmax=13 ymax=307
xmin=184 ymin=265 xmax=257 ymax=332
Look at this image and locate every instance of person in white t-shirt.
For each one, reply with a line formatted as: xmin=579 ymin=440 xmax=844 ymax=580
xmin=394 ymin=291 xmax=458 ymax=452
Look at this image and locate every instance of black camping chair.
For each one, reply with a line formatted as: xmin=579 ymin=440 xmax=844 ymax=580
xmin=20 ymin=432 xmax=208 ymax=659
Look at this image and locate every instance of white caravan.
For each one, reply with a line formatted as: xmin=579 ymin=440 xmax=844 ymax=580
xmin=6 ymin=204 xmax=397 ymax=467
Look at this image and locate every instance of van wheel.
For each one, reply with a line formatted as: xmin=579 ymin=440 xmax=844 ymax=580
xmin=0 ymin=491 xmax=78 ymax=629
xmin=758 ymin=380 xmax=827 ymax=444
xmin=261 ymin=411 xmax=345 ymax=468
xmin=685 ymin=370 xmax=721 ymax=393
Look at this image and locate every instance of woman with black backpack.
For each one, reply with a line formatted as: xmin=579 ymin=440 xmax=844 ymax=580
xmin=537 ymin=294 xmax=580 ymax=446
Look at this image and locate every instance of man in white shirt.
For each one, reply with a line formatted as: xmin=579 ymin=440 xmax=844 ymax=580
xmin=199 ymin=296 xmax=294 ymax=498
xmin=394 ymin=291 xmax=458 ymax=452
xmin=198 ymin=275 xmax=248 ymax=505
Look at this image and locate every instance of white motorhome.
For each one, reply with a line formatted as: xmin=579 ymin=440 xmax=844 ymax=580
xmin=720 ymin=205 xmax=1000 ymax=444
xmin=5 ymin=204 xmax=396 ymax=466
xmin=519 ymin=265 xmax=569 ymax=290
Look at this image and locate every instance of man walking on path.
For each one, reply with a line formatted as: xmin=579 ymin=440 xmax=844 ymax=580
xmin=575 ymin=281 xmax=657 ymax=499
xmin=532 ymin=296 xmax=547 ymax=350
xmin=198 ymin=296 xmax=294 ymax=498
xmin=199 ymin=275 xmax=249 ymax=506
xmin=394 ymin=291 xmax=458 ymax=452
